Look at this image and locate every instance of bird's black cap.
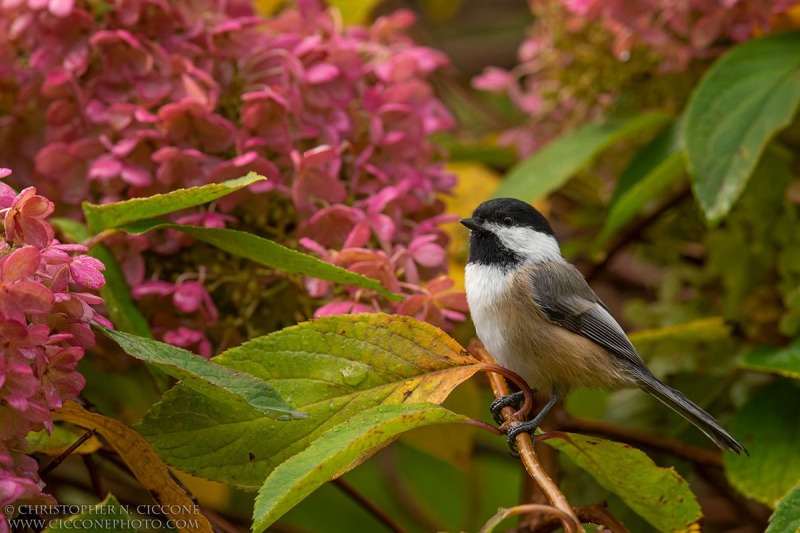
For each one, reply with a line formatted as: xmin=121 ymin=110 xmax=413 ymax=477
xmin=461 ymin=198 xmax=555 ymax=237
xmin=460 ymin=198 xmax=557 ymax=267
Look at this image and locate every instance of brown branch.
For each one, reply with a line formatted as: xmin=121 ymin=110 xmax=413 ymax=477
xmin=522 ymin=503 xmax=631 ymax=533
xmin=40 ymin=428 xmax=97 ymax=477
xmin=555 ymin=411 xmax=723 ymax=467
xmin=332 ymin=478 xmax=409 ymax=533
xmin=470 ymin=341 xmax=581 ymax=533
xmin=478 ymin=504 xmax=579 ymax=533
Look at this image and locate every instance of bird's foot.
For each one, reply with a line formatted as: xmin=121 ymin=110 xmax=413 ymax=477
xmin=489 ymin=390 xmax=526 ymax=424
xmin=506 ymin=419 xmax=541 ymax=452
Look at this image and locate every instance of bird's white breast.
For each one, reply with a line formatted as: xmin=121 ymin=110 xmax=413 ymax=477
xmin=464 ymin=263 xmax=514 ymax=367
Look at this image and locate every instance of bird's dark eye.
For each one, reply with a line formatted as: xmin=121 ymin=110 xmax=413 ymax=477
xmin=502 ymin=216 xmax=514 ymax=226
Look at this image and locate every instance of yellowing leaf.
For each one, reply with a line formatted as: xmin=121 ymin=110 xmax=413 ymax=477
xmin=628 ymin=317 xmax=731 ymax=345
xmin=52 ymin=402 xmax=213 ymax=533
xmin=326 ymin=0 xmax=383 ymax=25
xmin=26 ymin=425 xmax=102 ymax=455
xmin=253 ymin=0 xmax=285 ymax=16
xmin=137 ymin=314 xmax=483 ymax=487
xmin=443 ymin=162 xmax=502 ymax=291
xmin=400 ymin=379 xmax=480 ymax=468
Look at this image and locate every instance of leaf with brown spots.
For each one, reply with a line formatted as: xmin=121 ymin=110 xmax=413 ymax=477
xmin=252 ymin=403 xmax=468 ymax=532
xmin=52 ymin=402 xmax=213 ymax=533
xmin=137 ymin=314 xmax=483 ymax=487
xmin=544 ymin=432 xmax=701 ymax=532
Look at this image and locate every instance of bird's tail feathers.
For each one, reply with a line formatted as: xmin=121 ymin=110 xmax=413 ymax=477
xmin=639 ymin=374 xmax=748 ymax=455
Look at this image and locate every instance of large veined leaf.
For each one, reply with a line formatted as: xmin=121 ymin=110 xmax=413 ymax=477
xmin=766 ymin=483 xmax=800 ymax=533
xmin=53 ymin=402 xmax=213 ymax=533
xmin=119 ymin=219 xmax=402 ymax=301
xmin=492 ymin=113 xmax=671 ymax=201
xmin=252 ymin=403 xmax=468 ymax=531
xmin=136 ymin=314 xmax=482 ymax=487
xmin=100 ymin=328 xmax=305 ymax=420
xmin=82 ymin=173 xmax=265 ymax=232
xmin=725 ymin=380 xmax=800 ymax=507
xmin=683 ymin=31 xmax=800 ymax=223
xmin=545 ymin=433 xmax=701 ymax=532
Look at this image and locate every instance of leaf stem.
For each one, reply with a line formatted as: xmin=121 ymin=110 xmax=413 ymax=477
xmin=332 ymin=478 xmax=409 ymax=533
xmin=470 ymin=341 xmax=581 ymax=533
xmin=83 ymin=228 xmax=120 ymax=249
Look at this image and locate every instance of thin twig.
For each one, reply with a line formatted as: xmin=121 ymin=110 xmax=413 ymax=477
xmin=332 ymin=478 xmax=409 ymax=533
xmin=82 ymin=454 xmax=105 ymax=499
xmin=522 ymin=503 xmax=631 ymax=533
xmin=470 ymin=341 xmax=582 ymax=533
xmin=40 ymin=429 xmax=96 ymax=477
xmin=555 ymin=411 xmax=723 ymax=467
xmin=478 ymin=504 xmax=578 ymax=533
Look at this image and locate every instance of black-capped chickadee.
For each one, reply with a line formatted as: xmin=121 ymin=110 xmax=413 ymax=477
xmin=461 ymin=198 xmax=747 ymax=454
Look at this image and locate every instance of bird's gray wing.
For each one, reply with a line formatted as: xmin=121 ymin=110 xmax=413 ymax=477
xmin=531 ymin=262 xmax=648 ymax=372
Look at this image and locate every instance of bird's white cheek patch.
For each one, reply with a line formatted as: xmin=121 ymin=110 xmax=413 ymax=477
xmin=492 ymin=225 xmax=561 ymax=264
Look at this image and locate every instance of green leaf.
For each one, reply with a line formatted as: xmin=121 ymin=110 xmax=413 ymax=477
xmin=596 ymin=123 xmax=685 ymax=247
xmin=252 ymin=403 xmax=467 ymax=532
xmin=43 ymin=494 xmax=134 ymax=532
xmin=725 ymin=380 xmax=800 ymax=507
xmin=545 ymin=432 xmax=701 ymax=532
xmin=118 ymin=220 xmax=403 ymax=301
xmin=82 ymin=173 xmax=265 ymax=232
xmin=741 ymin=338 xmax=800 ymax=379
xmin=136 ymin=314 xmax=482 ymax=487
xmin=438 ymin=136 xmax=518 ymax=169
xmin=492 ymin=113 xmax=671 ymax=201
xmin=92 ymin=244 xmax=153 ymax=337
xmin=767 ymin=483 xmax=800 ymax=533
xmin=100 ymin=328 xmax=305 ymax=420
xmin=682 ymin=31 xmax=800 ymax=223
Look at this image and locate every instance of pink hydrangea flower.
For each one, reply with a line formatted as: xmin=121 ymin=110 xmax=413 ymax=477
xmin=0 ymin=179 xmax=110 ymax=519
xmin=0 ymin=0 xmax=466 ymax=359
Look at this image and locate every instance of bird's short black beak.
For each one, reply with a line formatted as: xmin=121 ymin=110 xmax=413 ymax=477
xmin=460 ymin=218 xmax=482 ymax=232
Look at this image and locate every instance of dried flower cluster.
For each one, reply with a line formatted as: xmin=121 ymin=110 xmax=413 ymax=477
xmin=0 ymin=171 xmax=109 ymax=521
xmin=563 ymin=0 xmax=799 ymax=70
xmin=474 ymin=0 xmax=799 ymax=156
xmin=0 ymin=0 xmax=466 ymax=355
